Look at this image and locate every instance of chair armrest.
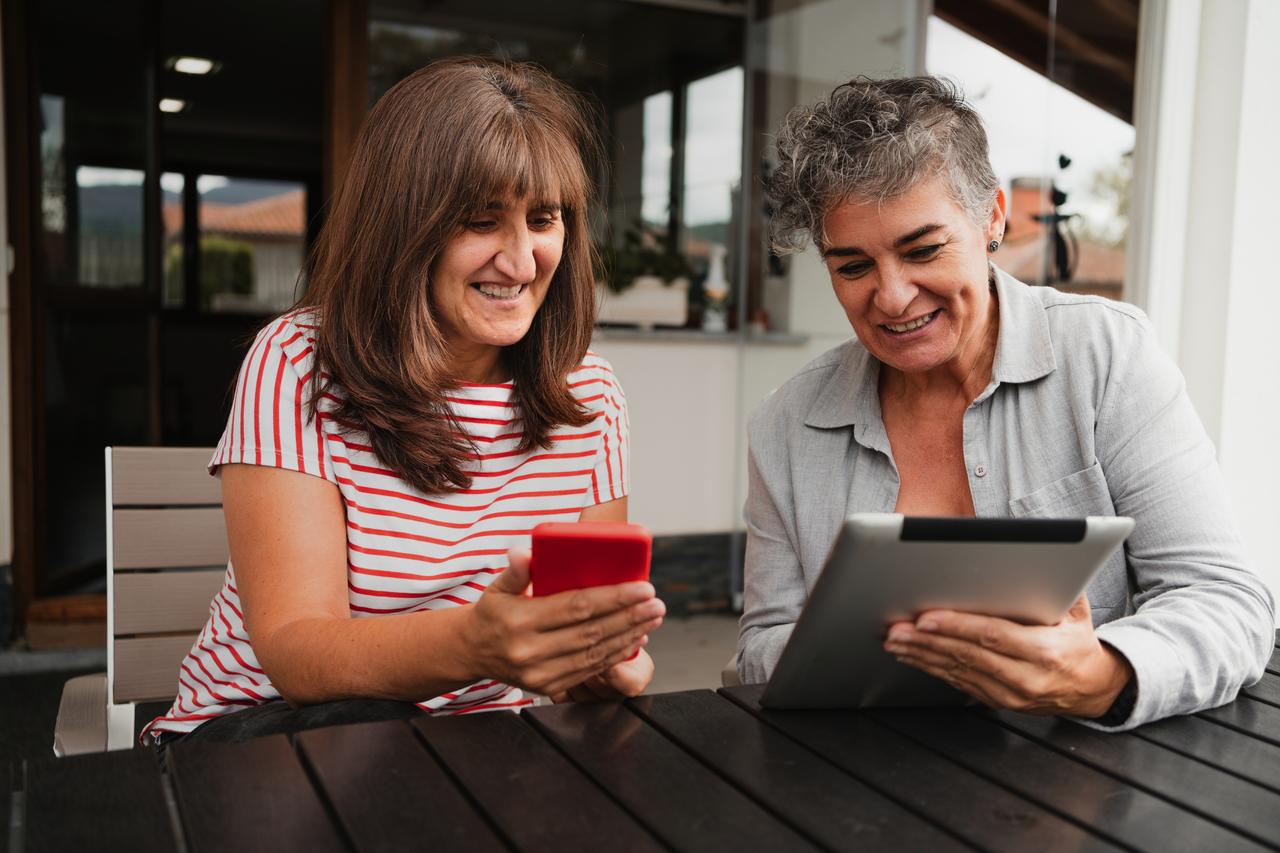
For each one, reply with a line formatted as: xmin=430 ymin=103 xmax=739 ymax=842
xmin=53 ymin=672 xmax=108 ymax=757
xmin=720 ymin=652 xmax=742 ymax=688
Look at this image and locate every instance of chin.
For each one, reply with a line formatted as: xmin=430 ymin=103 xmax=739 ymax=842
xmin=481 ymin=324 xmax=536 ymax=348
xmin=876 ymin=346 xmax=951 ymax=375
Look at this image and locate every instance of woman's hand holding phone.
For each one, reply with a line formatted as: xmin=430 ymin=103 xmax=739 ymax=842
xmin=464 ymin=547 xmax=664 ymax=698
xmin=547 ymin=647 xmax=655 ymax=703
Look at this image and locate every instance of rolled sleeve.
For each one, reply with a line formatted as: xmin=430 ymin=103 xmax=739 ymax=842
xmin=1081 ymin=313 xmax=1275 ymax=728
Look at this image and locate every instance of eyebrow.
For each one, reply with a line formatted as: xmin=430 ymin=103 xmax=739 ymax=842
xmin=822 ymin=223 xmax=944 ymax=258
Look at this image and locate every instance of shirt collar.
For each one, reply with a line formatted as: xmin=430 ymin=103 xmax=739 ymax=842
xmin=802 ymin=265 xmax=1056 ymax=430
xmin=989 ymin=264 xmax=1057 ymax=385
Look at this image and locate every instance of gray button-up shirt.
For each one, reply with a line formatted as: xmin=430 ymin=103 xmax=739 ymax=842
xmin=739 ymin=267 xmax=1275 ymax=729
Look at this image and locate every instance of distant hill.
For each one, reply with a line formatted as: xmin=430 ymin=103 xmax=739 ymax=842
xmin=199 ymin=180 xmax=303 ymax=205
xmin=78 ymin=179 xmax=303 ymax=235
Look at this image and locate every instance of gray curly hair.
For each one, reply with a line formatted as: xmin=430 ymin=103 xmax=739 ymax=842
xmin=767 ymin=75 xmax=1000 ymax=254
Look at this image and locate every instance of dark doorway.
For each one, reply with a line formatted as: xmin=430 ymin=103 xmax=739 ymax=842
xmin=6 ymin=0 xmax=324 ymax=637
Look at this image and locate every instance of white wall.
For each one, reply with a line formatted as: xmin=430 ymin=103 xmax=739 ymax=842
xmin=591 ymin=337 xmax=744 ymax=534
xmin=1189 ymin=0 xmax=1280 ymax=620
xmin=1134 ymin=0 xmax=1280 ymax=622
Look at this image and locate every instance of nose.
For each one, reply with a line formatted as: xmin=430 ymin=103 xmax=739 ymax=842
xmin=493 ymin=223 xmax=537 ymax=284
xmin=872 ymin=263 xmax=918 ymax=319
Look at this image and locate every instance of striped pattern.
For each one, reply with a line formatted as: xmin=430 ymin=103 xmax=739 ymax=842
xmin=147 ymin=313 xmax=629 ymax=737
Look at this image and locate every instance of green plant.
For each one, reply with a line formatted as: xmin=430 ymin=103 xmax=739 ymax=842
xmin=162 ymin=236 xmax=255 ymax=309
xmin=597 ymin=221 xmax=693 ymax=293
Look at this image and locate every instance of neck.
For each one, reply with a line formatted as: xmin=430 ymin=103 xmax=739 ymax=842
xmin=449 ymin=342 xmax=509 ymax=384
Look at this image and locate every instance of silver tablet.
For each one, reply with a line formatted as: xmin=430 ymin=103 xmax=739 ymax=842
xmin=760 ymin=513 xmax=1134 ymax=709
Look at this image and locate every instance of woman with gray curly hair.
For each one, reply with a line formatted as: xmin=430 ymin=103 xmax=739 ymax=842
xmin=738 ymin=76 xmax=1274 ymax=729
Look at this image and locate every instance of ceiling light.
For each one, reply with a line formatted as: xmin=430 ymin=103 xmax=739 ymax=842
xmin=159 ymin=98 xmax=187 ymax=113
xmin=171 ymin=56 xmax=216 ymax=75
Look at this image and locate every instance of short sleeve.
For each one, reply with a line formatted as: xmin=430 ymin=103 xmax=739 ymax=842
xmin=584 ymin=356 xmax=630 ymax=505
xmin=209 ymin=315 xmax=337 ymax=484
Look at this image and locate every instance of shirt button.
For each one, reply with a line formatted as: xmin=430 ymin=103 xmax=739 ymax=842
xmin=974 ymin=465 xmax=987 ymax=478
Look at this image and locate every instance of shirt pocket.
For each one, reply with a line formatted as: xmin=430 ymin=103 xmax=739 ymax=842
xmin=1008 ymin=463 xmax=1127 ymax=615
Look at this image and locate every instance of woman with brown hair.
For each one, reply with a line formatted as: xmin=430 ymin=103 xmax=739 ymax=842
xmin=145 ymin=57 xmax=663 ymax=745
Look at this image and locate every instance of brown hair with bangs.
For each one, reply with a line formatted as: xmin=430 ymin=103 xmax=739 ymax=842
xmin=298 ymin=57 xmax=603 ymax=495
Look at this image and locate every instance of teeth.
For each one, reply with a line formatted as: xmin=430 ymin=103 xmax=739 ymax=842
xmin=477 ymin=283 xmax=522 ymax=299
xmin=885 ymin=311 xmax=937 ymax=333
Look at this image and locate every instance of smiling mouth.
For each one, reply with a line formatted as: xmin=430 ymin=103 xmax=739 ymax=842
xmin=472 ymin=283 xmax=526 ymax=301
xmin=882 ymin=309 xmax=940 ymax=334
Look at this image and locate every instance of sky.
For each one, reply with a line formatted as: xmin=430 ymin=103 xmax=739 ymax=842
xmin=925 ymin=16 xmax=1135 ymax=236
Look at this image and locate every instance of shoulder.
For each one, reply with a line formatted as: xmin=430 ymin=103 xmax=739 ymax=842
xmin=568 ymin=351 xmax=626 ymax=413
xmin=244 ymin=310 xmax=320 ymax=376
xmin=1035 ymin=287 xmax=1156 ymax=354
xmin=1017 ymin=286 xmax=1181 ymax=421
xmin=749 ymin=338 xmax=860 ymax=436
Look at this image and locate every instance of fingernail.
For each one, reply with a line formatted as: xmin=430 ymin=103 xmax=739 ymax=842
xmin=917 ymin=619 xmax=938 ymax=632
xmin=625 ymin=582 xmax=656 ymax=602
xmin=638 ymin=601 xmax=663 ymax=619
xmin=888 ymin=628 xmax=911 ymax=643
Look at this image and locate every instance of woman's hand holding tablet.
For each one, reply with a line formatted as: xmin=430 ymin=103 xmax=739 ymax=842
xmin=884 ymin=595 xmax=1135 ymax=719
xmin=760 ymin=514 xmax=1135 ymax=715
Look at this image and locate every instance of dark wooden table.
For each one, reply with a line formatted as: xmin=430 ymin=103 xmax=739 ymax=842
xmin=9 ymin=637 xmax=1280 ymax=852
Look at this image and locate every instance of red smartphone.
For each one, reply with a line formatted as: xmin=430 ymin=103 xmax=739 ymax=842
xmin=529 ymin=521 xmax=652 ymax=597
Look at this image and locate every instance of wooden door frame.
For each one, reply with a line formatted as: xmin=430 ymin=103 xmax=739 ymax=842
xmin=3 ymin=0 xmax=44 ymax=638
xmin=325 ymin=0 xmax=369 ymax=202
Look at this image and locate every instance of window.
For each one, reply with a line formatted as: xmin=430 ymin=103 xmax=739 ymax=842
xmin=369 ymin=0 xmax=746 ymax=329
xmin=927 ymin=14 xmax=1136 ymax=300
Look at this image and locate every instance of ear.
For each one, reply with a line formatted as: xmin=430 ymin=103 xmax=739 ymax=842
xmin=987 ymin=188 xmax=1008 ymax=242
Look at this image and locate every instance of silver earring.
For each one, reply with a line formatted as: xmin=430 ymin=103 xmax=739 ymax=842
xmin=987 ymin=240 xmax=1000 ymax=253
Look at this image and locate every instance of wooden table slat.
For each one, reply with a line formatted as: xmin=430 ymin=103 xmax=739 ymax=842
xmin=1266 ymin=647 xmax=1279 ymax=677
xmin=413 ymin=710 xmax=663 ymax=853
xmin=526 ymin=696 xmax=819 ymax=853
xmin=629 ymin=690 xmax=967 ymax=853
xmin=994 ymin=711 xmax=1280 ymax=847
xmin=1242 ymin=672 xmax=1280 ymax=708
xmin=169 ymin=735 xmax=348 ymax=853
xmin=24 ymin=748 xmax=175 ymax=853
xmin=298 ymin=720 xmax=506 ymax=853
xmin=719 ymin=686 xmax=1119 ymax=853
xmin=1199 ymin=696 xmax=1280 ymax=747
xmin=1132 ymin=713 xmax=1280 ymax=794
xmin=873 ymin=708 xmax=1267 ymax=853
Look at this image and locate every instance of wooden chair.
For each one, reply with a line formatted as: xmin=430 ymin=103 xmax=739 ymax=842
xmin=52 ymin=447 xmax=226 ymax=756
xmin=721 ymin=653 xmax=741 ymax=688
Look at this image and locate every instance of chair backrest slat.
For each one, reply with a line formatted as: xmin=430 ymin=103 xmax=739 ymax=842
xmin=108 ymin=447 xmax=226 ymax=705
xmin=113 ymin=508 xmax=228 ymax=570
xmin=113 ymin=569 xmax=225 ymax=635
xmin=114 ymin=636 xmax=203 ymax=704
xmin=111 ymin=447 xmax=221 ymax=506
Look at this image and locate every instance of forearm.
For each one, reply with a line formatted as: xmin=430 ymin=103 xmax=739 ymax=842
xmin=253 ymin=605 xmax=482 ymax=707
xmin=737 ymin=623 xmax=794 ymax=685
xmin=1091 ymin=585 xmax=1274 ymax=728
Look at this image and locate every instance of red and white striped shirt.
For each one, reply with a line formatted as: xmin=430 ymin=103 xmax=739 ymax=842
xmin=147 ymin=312 xmax=629 ymax=737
